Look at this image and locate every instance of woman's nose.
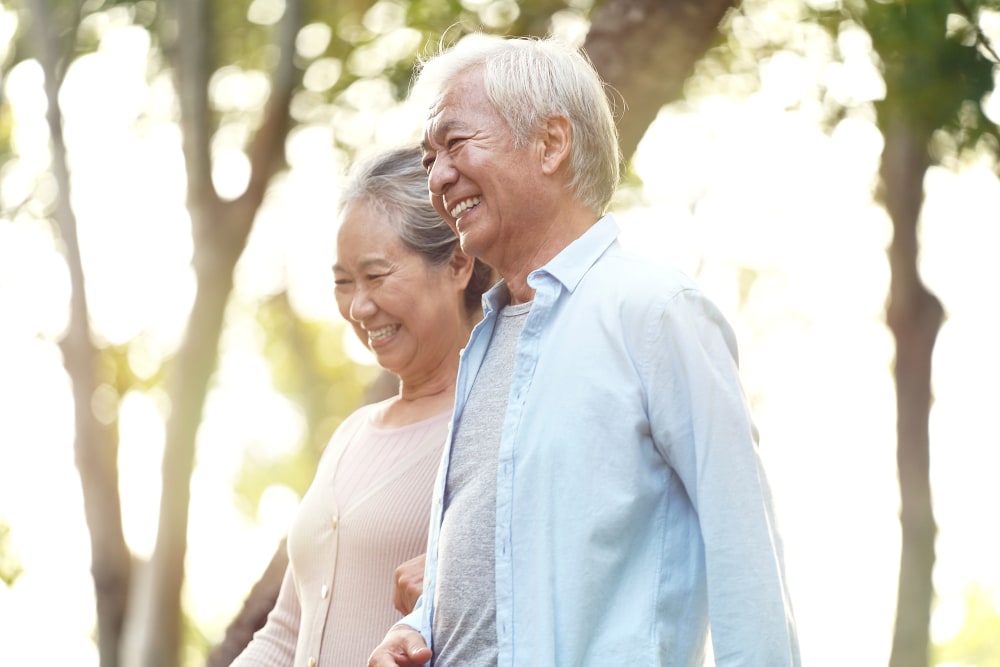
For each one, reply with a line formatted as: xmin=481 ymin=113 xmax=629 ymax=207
xmin=349 ymin=288 xmax=376 ymax=322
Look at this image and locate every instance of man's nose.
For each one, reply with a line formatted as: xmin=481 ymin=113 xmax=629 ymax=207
xmin=428 ymin=152 xmax=456 ymax=198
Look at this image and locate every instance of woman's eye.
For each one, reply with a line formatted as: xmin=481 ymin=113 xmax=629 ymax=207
xmin=334 ymin=278 xmax=352 ymax=286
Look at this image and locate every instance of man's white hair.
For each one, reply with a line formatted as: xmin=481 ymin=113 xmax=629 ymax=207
xmin=413 ymin=34 xmax=622 ymax=216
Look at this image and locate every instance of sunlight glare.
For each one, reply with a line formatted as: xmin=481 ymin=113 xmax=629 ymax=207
xmin=363 ymin=1 xmax=406 ymax=34
xmin=304 ymin=57 xmax=343 ymax=93
xmin=247 ymin=0 xmax=285 ymax=26
xmin=212 ymin=147 xmax=252 ymax=201
xmin=548 ymin=10 xmax=589 ymax=48
xmin=922 ymin=162 xmax=1000 ymax=598
xmin=210 ymin=67 xmax=271 ymax=113
xmin=60 ymin=28 xmax=150 ymax=143
xmin=127 ymin=332 xmax=166 ymax=381
xmin=297 ymin=22 xmax=332 ymax=59
xmin=4 ymin=61 xmax=50 ymax=176
xmin=984 ymin=74 xmax=1000 ymax=125
xmin=186 ymin=470 xmax=294 ymax=632
xmin=0 ymin=6 xmax=17 ymax=65
xmin=830 ymin=116 xmax=884 ymax=193
xmin=0 ymin=339 xmax=96 ymax=666
xmin=0 ymin=216 xmax=70 ymax=340
xmin=205 ymin=320 xmax=309 ymax=464
xmin=258 ymin=484 xmax=301 ymax=529
xmin=931 ymin=595 xmax=967 ymax=644
xmin=118 ymin=390 xmax=167 ymax=559
xmin=373 ymin=101 xmax=424 ymax=147
xmin=759 ymin=50 xmax=819 ymax=109
xmin=233 ymin=126 xmax=347 ymax=324
xmin=825 ymin=24 xmax=886 ymax=107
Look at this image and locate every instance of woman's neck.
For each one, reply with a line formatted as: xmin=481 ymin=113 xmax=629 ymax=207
xmin=375 ymin=382 xmax=455 ymax=428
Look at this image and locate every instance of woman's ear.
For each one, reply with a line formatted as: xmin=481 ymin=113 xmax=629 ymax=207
xmin=449 ymin=247 xmax=475 ymax=288
xmin=539 ymin=114 xmax=572 ymax=176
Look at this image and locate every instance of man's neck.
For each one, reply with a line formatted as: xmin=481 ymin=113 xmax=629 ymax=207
xmin=499 ymin=211 xmax=599 ymax=305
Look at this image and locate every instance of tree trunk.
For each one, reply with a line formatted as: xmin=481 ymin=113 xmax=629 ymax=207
xmin=27 ymin=4 xmax=132 ymax=666
xmin=584 ymin=0 xmax=736 ymax=160
xmin=140 ymin=222 xmax=243 ymax=667
xmin=881 ymin=120 xmax=942 ymax=667
xmin=137 ymin=0 xmax=302 ymax=664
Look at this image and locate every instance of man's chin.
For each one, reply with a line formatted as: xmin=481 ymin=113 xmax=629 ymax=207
xmin=457 ymin=233 xmax=487 ymax=260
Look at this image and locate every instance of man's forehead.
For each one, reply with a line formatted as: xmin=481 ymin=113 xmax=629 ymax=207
xmin=423 ymin=117 xmax=466 ymax=146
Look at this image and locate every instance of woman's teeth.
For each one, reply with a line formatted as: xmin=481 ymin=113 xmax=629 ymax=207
xmin=368 ymin=324 xmax=399 ymax=342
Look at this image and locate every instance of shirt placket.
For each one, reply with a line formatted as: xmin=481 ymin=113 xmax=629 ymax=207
xmin=495 ymin=277 xmax=555 ymax=667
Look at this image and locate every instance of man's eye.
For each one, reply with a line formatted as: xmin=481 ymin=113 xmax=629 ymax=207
xmin=334 ymin=278 xmax=352 ymax=286
xmin=447 ymin=138 xmax=464 ymax=149
xmin=367 ymin=273 xmax=387 ymax=281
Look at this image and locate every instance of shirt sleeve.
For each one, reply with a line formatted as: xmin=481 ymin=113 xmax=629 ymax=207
xmin=230 ymin=561 xmax=301 ymax=666
xmin=644 ymin=287 xmax=801 ymax=666
xmin=394 ymin=586 xmax=431 ymax=644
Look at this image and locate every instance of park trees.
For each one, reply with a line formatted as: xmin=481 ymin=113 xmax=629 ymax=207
xmin=2 ymin=0 xmax=997 ymax=665
xmin=814 ymin=2 xmax=998 ymax=664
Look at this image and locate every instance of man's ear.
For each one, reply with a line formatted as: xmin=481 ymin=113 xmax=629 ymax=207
xmin=449 ymin=247 xmax=475 ymax=288
xmin=539 ymin=114 xmax=572 ymax=176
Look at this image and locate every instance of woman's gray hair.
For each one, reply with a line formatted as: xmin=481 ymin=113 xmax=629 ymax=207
xmin=338 ymin=146 xmax=493 ymax=312
xmin=412 ymin=34 xmax=622 ymax=216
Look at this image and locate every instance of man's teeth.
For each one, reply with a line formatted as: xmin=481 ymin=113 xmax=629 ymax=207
xmin=450 ymin=196 xmax=481 ymax=218
xmin=368 ymin=325 xmax=399 ymax=341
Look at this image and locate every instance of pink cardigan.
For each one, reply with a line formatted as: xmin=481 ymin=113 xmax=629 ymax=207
xmin=232 ymin=400 xmax=449 ymax=667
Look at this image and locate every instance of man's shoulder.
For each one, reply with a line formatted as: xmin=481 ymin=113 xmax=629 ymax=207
xmin=590 ymin=246 xmax=699 ymax=299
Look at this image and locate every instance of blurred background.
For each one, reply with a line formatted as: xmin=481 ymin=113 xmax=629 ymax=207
xmin=0 ymin=0 xmax=998 ymax=665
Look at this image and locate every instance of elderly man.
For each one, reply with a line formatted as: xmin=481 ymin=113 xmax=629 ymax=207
xmin=370 ymin=35 xmax=800 ymax=667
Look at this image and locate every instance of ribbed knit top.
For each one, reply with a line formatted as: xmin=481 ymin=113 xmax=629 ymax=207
xmin=232 ymin=398 xmax=450 ymax=667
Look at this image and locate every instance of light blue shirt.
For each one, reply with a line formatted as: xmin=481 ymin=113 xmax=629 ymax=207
xmin=401 ymin=215 xmax=800 ymax=666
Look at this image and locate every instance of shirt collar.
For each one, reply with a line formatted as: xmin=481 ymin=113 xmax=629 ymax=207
xmin=481 ymin=214 xmax=619 ymax=313
xmin=529 ymin=214 xmax=618 ymax=293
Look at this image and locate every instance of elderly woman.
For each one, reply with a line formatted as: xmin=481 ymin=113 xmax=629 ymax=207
xmin=232 ymin=146 xmax=492 ymax=667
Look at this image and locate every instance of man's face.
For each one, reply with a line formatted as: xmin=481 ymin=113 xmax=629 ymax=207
xmin=421 ymin=68 xmax=543 ymax=269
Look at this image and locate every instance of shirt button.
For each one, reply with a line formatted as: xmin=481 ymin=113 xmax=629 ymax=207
xmin=320 ymin=584 xmax=329 ymax=599
xmin=331 ymin=516 xmax=339 ymax=529
xmin=307 ymin=658 xmax=316 ymax=667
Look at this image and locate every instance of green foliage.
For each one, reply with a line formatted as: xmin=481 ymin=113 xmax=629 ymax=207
xmin=863 ymin=0 xmax=997 ymax=144
xmin=933 ymin=586 xmax=1000 ymax=666
xmin=211 ymin=0 xmax=277 ymax=70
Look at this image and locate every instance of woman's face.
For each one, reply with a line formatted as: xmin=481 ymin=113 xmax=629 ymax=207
xmin=333 ymin=201 xmax=471 ymax=386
